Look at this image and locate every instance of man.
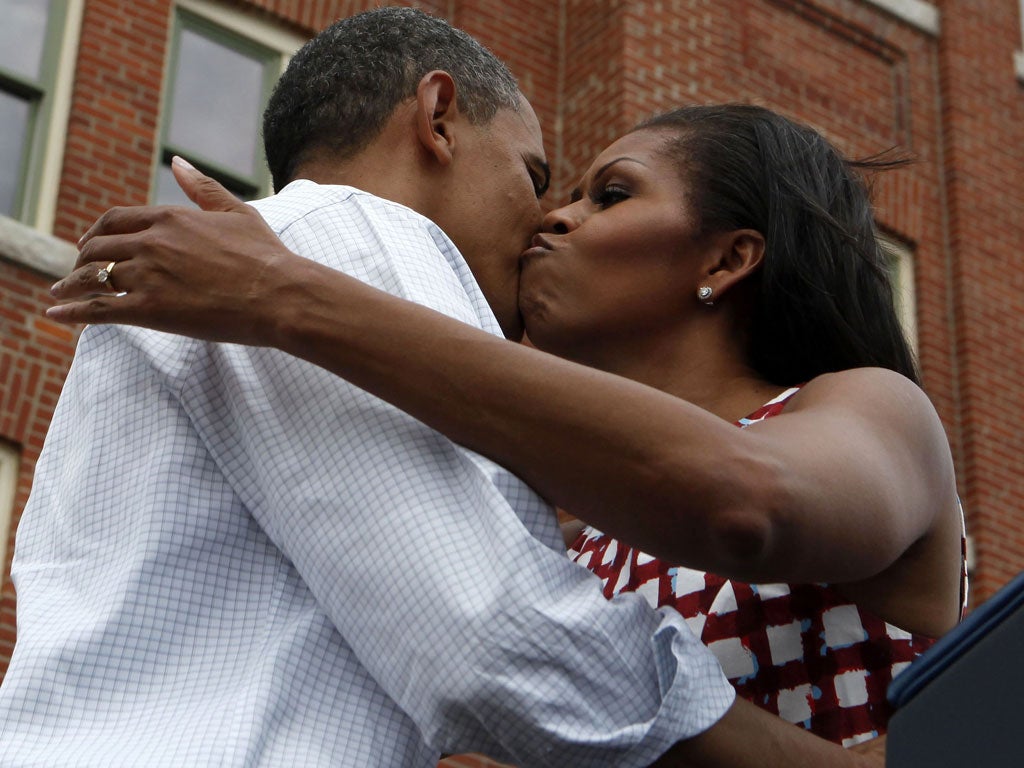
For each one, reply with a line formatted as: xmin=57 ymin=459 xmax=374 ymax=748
xmin=0 ymin=8 xmax=875 ymax=768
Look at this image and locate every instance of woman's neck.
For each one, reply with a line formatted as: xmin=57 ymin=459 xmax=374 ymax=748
xmin=563 ymin=323 xmax=784 ymax=423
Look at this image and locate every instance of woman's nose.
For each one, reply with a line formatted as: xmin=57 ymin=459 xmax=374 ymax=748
xmin=542 ymin=202 xmax=582 ymax=235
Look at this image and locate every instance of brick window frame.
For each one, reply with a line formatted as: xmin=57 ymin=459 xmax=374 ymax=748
xmin=861 ymin=0 xmax=939 ymax=35
xmin=153 ymin=0 xmax=305 ymax=204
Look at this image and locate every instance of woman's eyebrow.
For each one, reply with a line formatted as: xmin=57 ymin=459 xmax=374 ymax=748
xmin=594 ymin=156 xmax=647 ymax=177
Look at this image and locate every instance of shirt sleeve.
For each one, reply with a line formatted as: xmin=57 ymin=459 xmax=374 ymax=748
xmin=177 ymin=192 xmax=735 ymax=767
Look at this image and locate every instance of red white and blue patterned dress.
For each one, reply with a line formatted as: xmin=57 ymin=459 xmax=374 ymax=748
xmin=569 ymin=387 xmax=966 ymax=747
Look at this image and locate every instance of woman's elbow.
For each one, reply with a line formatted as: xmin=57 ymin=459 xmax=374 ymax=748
xmin=707 ymin=505 xmax=775 ymax=578
xmin=701 ymin=455 xmax=791 ymax=581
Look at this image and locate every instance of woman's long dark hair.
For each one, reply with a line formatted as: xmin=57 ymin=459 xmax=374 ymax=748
xmin=637 ymin=104 xmax=920 ymax=386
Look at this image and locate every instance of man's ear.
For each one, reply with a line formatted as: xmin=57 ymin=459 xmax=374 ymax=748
xmin=415 ymin=70 xmax=459 ymax=167
xmin=702 ymin=230 xmax=765 ymax=299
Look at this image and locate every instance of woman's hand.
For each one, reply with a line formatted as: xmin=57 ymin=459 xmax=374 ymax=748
xmin=652 ymin=698 xmax=882 ymax=768
xmin=47 ymin=157 xmax=305 ymax=347
xmin=848 ymin=735 xmax=886 ymax=762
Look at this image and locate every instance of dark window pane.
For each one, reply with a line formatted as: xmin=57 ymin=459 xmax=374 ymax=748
xmin=167 ymin=29 xmax=265 ymax=178
xmin=0 ymin=89 xmax=31 ymax=216
xmin=154 ymin=163 xmax=196 ymax=208
xmin=154 ymin=161 xmax=250 ymax=207
xmin=0 ymin=0 xmax=51 ymax=81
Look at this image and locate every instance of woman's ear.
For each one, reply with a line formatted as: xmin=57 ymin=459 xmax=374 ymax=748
xmin=414 ymin=70 xmax=460 ymax=167
xmin=702 ymin=229 xmax=765 ymax=300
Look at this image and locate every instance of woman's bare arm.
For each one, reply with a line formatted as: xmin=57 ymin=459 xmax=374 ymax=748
xmin=652 ymin=698 xmax=881 ymax=768
xmin=52 ymin=162 xmax=956 ymax=588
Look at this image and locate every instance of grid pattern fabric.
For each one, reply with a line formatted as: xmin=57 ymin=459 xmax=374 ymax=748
xmin=0 ymin=182 xmax=733 ymax=767
xmin=570 ymin=388 xmax=957 ymax=748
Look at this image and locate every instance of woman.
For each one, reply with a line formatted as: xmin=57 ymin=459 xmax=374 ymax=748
xmin=51 ymin=104 xmax=965 ymax=748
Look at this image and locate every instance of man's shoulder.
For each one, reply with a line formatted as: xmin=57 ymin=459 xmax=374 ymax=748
xmin=249 ymin=180 xmax=447 ymax=244
xmin=246 ymin=180 xmax=497 ymax=335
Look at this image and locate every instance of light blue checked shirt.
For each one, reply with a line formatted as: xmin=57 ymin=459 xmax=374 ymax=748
xmin=0 ymin=182 xmax=733 ymax=767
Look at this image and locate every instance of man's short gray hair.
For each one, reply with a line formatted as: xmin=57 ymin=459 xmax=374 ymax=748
xmin=263 ymin=7 xmax=521 ymax=191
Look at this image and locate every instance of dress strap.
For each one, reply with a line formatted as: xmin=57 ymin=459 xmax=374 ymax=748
xmin=736 ymin=386 xmax=802 ymax=427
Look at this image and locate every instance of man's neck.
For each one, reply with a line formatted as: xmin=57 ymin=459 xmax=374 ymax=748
xmin=287 ymin=106 xmax=434 ymax=217
xmin=289 ymin=153 xmax=417 ymax=209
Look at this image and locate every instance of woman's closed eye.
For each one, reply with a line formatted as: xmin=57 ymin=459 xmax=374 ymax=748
xmin=593 ymin=183 xmax=630 ymax=208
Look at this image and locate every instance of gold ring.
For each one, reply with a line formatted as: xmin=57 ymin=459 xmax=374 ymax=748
xmin=97 ymin=261 xmax=116 ymax=285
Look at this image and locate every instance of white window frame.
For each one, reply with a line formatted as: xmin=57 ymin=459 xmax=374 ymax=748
xmin=2 ymin=0 xmax=85 ymax=234
xmin=1016 ymin=0 xmax=1024 ymax=82
xmin=177 ymin=0 xmax=307 ymax=57
xmin=154 ymin=0 xmax=306 ymax=202
xmin=879 ymin=234 xmax=918 ymax=353
xmin=0 ymin=443 xmax=19 ymax=582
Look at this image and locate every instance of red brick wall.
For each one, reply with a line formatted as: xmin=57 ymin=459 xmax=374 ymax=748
xmin=557 ymin=1 xmax=630 ymax=198
xmin=933 ymin=0 xmax=1024 ymax=598
xmin=2 ymin=2 xmax=1023 ymax=765
xmin=0 ymin=261 xmax=80 ymax=671
xmin=53 ymin=0 xmax=171 ymax=243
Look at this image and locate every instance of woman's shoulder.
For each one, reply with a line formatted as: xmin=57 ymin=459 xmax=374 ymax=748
xmin=800 ymin=365 xmax=920 ymax=391
xmin=783 ymin=367 xmax=954 ymax=488
xmin=778 ymin=364 xmax=954 ymax=481
xmin=789 ymin=367 xmax=935 ymax=419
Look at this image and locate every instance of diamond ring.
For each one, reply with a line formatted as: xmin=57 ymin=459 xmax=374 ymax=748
xmin=97 ymin=261 xmax=116 ymax=285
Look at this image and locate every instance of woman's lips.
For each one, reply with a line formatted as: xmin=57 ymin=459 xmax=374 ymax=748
xmin=521 ymin=234 xmax=555 ymax=263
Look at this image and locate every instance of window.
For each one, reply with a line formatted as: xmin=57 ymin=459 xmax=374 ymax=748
xmin=155 ymin=3 xmax=305 ymax=205
xmin=0 ymin=443 xmax=19 ymax=581
xmin=0 ymin=0 xmax=73 ymax=222
xmin=879 ymin=234 xmax=918 ymax=352
xmin=1016 ymin=0 xmax=1024 ymax=82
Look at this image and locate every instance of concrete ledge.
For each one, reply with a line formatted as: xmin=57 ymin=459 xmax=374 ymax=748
xmin=863 ymin=0 xmax=940 ymax=36
xmin=1015 ymin=50 xmax=1024 ymax=84
xmin=0 ymin=215 xmax=77 ymax=279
